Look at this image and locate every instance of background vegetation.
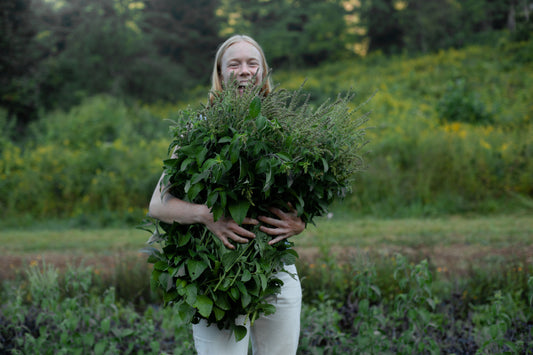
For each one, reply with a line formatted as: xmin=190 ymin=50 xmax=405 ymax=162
xmin=1 ymin=0 xmax=532 ymax=224
xmin=1 ymin=1 xmax=532 ymax=353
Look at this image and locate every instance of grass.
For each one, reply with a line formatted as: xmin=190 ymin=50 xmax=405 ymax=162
xmin=2 ymin=213 xmax=531 ymax=253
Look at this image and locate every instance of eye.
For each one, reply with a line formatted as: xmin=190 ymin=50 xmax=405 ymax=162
xmin=228 ymin=62 xmax=239 ymax=68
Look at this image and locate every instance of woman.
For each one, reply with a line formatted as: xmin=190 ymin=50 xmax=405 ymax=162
xmin=149 ymin=35 xmax=305 ymax=355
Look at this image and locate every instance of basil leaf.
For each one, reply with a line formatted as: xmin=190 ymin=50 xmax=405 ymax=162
xmin=194 ymin=295 xmax=213 ymax=318
xmin=228 ymin=201 xmax=250 ymax=225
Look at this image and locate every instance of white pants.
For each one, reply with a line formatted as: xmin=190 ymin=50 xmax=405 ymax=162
xmin=192 ymin=264 xmax=302 ymax=355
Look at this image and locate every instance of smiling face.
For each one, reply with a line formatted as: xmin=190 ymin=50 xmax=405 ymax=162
xmin=220 ymin=41 xmax=264 ymax=94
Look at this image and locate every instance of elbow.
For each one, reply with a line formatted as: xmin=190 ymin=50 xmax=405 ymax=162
xmin=148 ymin=194 xmax=162 ymax=220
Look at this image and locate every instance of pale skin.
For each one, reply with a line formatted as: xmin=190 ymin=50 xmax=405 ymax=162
xmin=149 ymin=40 xmax=305 ymax=250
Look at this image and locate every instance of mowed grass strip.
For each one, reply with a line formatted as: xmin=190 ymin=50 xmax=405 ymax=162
xmin=1 ymin=214 xmax=532 ymax=254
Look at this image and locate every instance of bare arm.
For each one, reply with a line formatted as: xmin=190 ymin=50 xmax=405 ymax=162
xmin=148 ymin=173 xmax=258 ymax=249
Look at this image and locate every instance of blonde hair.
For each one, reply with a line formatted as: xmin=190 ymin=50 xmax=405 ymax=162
xmin=210 ymin=35 xmax=273 ymax=101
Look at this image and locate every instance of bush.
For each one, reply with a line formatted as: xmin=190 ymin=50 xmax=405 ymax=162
xmin=436 ymin=78 xmax=493 ymax=125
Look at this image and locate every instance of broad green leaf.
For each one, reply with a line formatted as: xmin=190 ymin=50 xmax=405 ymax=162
xmin=178 ymin=302 xmax=195 ymax=323
xmin=178 ymin=232 xmax=191 ymax=247
xmin=218 ymin=136 xmax=232 ymax=143
xmin=234 ymin=325 xmax=248 ymax=342
xmin=185 ymin=284 xmax=198 ymax=306
xmin=187 ymin=259 xmax=208 ymax=281
xmin=260 ymin=304 xmax=276 ymax=316
xmin=215 ymin=293 xmax=230 ymax=310
xmin=194 ymin=295 xmax=213 ymax=318
xmin=229 ymin=139 xmax=240 ymax=164
xmin=229 ymin=201 xmax=250 ymax=225
xmin=259 ymin=274 xmax=267 ymax=290
xmin=255 ymin=114 xmax=266 ymax=130
xmin=229 ymin=286 xmax=240 ymax=301
xmin=241 ymin=269 xmax=252 ymax=282
xmin=206 ymin=190 xmax=219 ymax=207
xmin=187 ymin=182 xmax=204 ymax=202
xmin=248 ymin=96 xmax=261 ymax=119
xmin=180 ymin=158 xmax=194 ymax=172
xmin=153 ymin=260 xmax=168 ymax=271
xmin=196 ymin=147 xmax=209 ymax=167
xmin=213 ymin=307 xmax=225 ymax=321
xmin=241 ymin=291 xmax=251 ymax=308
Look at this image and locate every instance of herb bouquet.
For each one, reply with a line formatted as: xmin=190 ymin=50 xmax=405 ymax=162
xmin=142 ymin=82 xmax=369 ymax=340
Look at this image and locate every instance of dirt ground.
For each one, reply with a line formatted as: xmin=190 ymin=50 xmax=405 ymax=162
xmin=3 ymin=243 xmax=533 ymax=282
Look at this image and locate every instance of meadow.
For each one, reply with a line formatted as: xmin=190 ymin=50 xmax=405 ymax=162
xmin=1 ymin=35 xmax=533 ymax=353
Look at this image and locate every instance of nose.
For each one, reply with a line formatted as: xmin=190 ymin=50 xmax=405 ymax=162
xmin=238 ymin=63 xmax=251 ymax=77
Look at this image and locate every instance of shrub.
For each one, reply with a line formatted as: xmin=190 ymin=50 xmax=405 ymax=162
xmin=436 ymin=78 xmax=493 ymax=125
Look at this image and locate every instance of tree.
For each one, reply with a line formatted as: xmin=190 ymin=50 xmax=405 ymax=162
xmin=0 ymin=0 xmax=40 ymax=126
xmin=218 ymin=0 xmax=351 ymax=68
xmin=358 ymin=0 xmax=404 ymax=54
xmin=141 ymin=0 xmax=222 ymax=85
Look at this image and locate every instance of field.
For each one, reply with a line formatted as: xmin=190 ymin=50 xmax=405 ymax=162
xmin=2 ymin=214 xmax=533 ymax=353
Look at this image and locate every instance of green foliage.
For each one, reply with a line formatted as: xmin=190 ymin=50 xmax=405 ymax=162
xmin=217 ymin=0 xmax=352 ymax=67
xmin=2 ymin=253 xmax=533 ymax=353
xmin=143 ymin=83 xmax=368 ymax=340
xmin=0 ymin=263 xmax=194 ymax=354
xmin=0 ymin=95 xmax=168 ymax=220
xmin=436 ymin=78 xmax=493 ymax=124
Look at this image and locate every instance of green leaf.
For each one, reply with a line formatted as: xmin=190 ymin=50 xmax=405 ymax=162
xmin=194 ymin=295 xmax=213 ymax=318
xmin=187 ymin=259 xmax=208 ymax=281
xmin=185 ymin=284 xmax=198 ymax=306
xmin=215 ymin=293 xmax=230 ymax=310
xmin=241 ymin=291 xmax=251 ymax=308
xmin=187 ymin=182 xmax=204 ymax=201
xmin=241 ymin=269 xmax=252 ymax=282
xmin=153 ymin=260 xmax=168 ymax=271
xmin=218 ymin=136 xmax=232 ymax=143
xmin=196 ymin=147 xmax=209 ymax=167
xmin=229 ymin=138 xmax=241 ymax=164
xmin=206 ymin=190 xmax=219 ymax=207
xmin=321 ymin=157 xmax=329 ymax=172
xmin=178 ymin=232 xmax=192 ymax=247
xmin=178 ymin=302 xmax=195 ymax=323
xmin=234 ymin=325 xmax=248 ymax=342
xmin=228 ymin=201 xmax=250 ymax=225
xmin=249 ymin=96 xmax=261 ymax=119
xmin=256 ymin=114 xmax=266 ymax=130
xmin=229 ymin=286 xmax=240 ymax=301
xmin=213 ymin=307 xmax=225 ymax=321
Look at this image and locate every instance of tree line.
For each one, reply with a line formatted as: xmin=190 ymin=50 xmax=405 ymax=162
xmin=1 ymin=0 xmax=531 ymax=129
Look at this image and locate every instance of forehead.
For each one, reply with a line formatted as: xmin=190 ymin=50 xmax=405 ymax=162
xmin=221 ymin=41 xmax=262 ymax=63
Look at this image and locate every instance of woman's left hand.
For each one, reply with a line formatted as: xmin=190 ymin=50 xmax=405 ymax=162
xmin=257 ymin=203 xmax=306 ymax=245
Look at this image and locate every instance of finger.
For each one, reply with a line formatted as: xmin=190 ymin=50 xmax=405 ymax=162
xmin=220 ymin=236 xmax=235 ymax=250
xmin=268 ymin=235 xmax=287 ymax=245
xmin=228 ymin=231 xmax=253 ymax=243
xmin=259 ymin=225 xmax=285 ymax=236
xmin=257 ymin=215 xmax=284 ymax=227
xmin=242 ymin=217 xmax=259 ymax=225
xmin=231 ymin=226 xmax=256 ymax=239
xmin=268 ymin=207 xmax=286 ymax=219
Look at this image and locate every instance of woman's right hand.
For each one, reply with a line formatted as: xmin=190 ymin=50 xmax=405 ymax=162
xmin=204 ymin=216 xmax=258 ymax=250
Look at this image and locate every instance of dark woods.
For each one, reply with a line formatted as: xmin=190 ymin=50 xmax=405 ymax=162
xmin=1 ymin=0 xmax=531 ymax=130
